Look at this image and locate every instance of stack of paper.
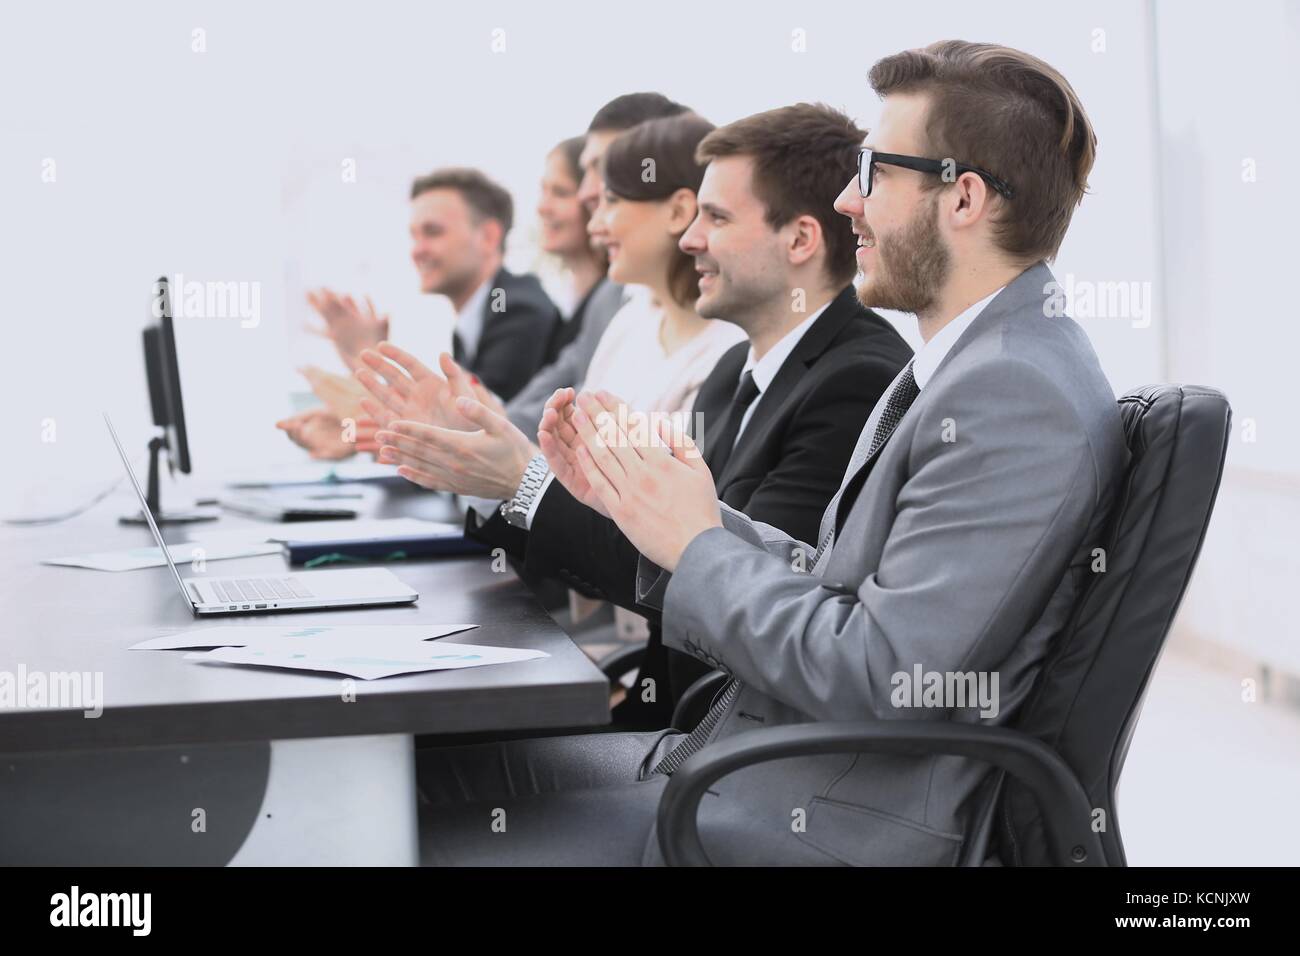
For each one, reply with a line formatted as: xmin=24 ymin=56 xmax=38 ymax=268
xmin=43 ymin=540 xmax=283 ymax=572
xmin=130 ymin=624 xmax=547 ymax=680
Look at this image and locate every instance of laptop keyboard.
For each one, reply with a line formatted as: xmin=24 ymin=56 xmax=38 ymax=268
xmin=210 ymin=577 xmax=313 ymax=604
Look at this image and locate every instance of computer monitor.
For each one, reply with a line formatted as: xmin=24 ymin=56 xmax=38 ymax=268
xmin=121 ymin=276 xmax=218 ymax=524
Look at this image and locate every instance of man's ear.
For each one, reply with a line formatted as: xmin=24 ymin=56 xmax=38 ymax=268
xmin=480 ymin=217 xmax=505 ymax=255
xmin=786 ymin=213 xmax=822 ymax=269
xmin=950 ymin=172 xmax=992 ymax=231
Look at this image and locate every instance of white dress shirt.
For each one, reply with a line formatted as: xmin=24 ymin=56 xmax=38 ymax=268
xmin=454 ymin=277 xmax=492 ymax=364
xmin=462 ymin=292 xmax=740 ymax=529
xmin=731 ymin=301 xmax=830 ymax=446
xmin=911 ymin=285 xmax=1005 ymax=390
xmin=582 ymin=297 xmax=745 ymax=419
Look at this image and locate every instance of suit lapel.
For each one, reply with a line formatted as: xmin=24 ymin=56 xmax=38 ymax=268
xmin=813 ymin=262 xmax=1057 ymax=568
xmin=696 ymin=346 xmax=747 ymax=470
xmin=714 ymin=287 xmax=860 ymax=487
xmin=811 ymin=365 xmax=905 ymax=566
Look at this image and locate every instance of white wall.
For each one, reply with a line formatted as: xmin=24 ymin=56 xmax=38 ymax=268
xmin=1151 ymin=0 xmax=1300 ymax=671
xmin=0 ymin=0 xmax=1167 ymax=519
xmin=2 ymin=0 xmax=1290 ymax=668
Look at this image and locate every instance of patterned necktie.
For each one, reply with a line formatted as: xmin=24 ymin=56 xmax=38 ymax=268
xmin=650 ymin=677 xmax=741 ymax=776
xmin=810 ymin=361 xmax=919 ymax=569
xmin=703 ymin=371 xmax=760 ymax=477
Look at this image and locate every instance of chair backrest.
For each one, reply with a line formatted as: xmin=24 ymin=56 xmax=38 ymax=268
xmin=997 ymin=385 xmax=1232 ymax=866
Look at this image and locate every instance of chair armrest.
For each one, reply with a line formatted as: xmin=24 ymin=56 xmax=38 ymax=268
xmin=597 ymin=643 xmax=646 ymax=682
xmin=669 ymin=670 xmax=730 ymax=731
xmin=656 ymin=721 xmax=1104 ymax=867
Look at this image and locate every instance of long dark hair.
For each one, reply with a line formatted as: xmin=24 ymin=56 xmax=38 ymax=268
xmin=602 ymin=112 xmax=714 ymax=307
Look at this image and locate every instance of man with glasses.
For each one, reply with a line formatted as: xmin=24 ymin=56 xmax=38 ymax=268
xmin=857 ymin=147 xmax=1014 ymax=202
xmin=420 ymin=41 xmax=1128 ymax=867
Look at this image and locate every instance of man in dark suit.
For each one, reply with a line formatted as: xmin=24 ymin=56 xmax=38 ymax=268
xmin=518 ymin=293 xmax=909 ymax=725
xmin=365 ymin=104 xmax=912 ymax=725
xmin=407 ymin=167 xmax=559 ymax=401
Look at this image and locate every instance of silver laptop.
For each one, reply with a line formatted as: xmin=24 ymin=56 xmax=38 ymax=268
xmin=105 ymin=414 xmax=419 ymax=616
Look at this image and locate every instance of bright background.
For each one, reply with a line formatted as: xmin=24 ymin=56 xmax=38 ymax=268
xmin=2 ymin=0 xmax=1297 ymax=863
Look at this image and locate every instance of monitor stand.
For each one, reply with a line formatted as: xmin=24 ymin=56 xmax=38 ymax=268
xmin=120 ymin=436 xmax=219 ymax=525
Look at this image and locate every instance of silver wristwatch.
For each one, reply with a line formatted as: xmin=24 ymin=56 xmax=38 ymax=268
xmin=500 ymin=453 xmax=550 ymax=528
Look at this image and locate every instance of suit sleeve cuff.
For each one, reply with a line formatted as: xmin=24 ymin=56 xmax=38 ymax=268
xmin=660 ymin=526 xmax=761 ymax=654
xmin=462 ymin=495 xmax=504 ymax=526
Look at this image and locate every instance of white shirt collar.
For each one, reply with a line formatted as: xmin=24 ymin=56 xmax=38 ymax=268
xmin=911 ymin=285 xmax=1005 ymax=390
xmin=454 ymin=275 xmax=494 ymax=362
xmin=740 ymin=300 xmax=832 ymax=395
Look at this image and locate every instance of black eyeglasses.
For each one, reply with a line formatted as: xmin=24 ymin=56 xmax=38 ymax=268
xmin=857 ymin=148 xmax=1014 ymax=200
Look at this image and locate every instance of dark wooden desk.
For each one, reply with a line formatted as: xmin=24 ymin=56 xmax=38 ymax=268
xmin=0 ymin=482 xmax=608 ymax=864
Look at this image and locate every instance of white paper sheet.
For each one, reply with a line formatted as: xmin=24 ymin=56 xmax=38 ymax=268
xmin=43 ymin=541 xmax=283 ymax=572
xmin=130 ymin=623 xmax=479 ymax=650
xmin=183 ymin=635 xmax=545 ymax=680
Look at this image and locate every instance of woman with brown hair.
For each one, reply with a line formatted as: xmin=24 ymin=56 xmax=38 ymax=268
xmin=581 ymin=112 xmax=744 ymax=421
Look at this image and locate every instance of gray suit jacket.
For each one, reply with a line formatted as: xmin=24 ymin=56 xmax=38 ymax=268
xmin=634 ymin=262 xmax=1128 ymax=865
xmin=505 ymin=279 xmax=625 ymax=435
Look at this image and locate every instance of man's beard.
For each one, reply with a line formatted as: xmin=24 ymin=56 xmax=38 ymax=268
xmin=857 ymin=195 xmax=950 ymax=316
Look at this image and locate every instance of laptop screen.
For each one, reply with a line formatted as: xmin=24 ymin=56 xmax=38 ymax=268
xmin=103 ymin=413 xmax=197 ymax=609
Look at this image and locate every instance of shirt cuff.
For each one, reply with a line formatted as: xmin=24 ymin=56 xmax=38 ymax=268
xmin=462 ymin=495 xmax=505 ymax=527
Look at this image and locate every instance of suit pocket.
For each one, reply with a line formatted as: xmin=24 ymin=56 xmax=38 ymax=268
xmin=796 ymin=797 xmax=964 ymax=867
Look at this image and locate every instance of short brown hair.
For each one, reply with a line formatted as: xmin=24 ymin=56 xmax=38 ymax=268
xmin=603 ymin=113 xmax=716 ymax=308
xmin=696 ymin=103 xmax=866 ymax=288
xmin=410 ymin=167 xmax=513 ymax=250
xmin=869 ymin=40 xmax=1097 ymax=263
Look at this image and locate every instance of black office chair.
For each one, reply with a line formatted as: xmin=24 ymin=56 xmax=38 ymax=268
xmin=657 ymin=385 xmax=1232 ymax=866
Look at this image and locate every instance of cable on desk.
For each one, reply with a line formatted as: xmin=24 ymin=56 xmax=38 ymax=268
xmin=0 ymin=465 xmax=135 ymax=526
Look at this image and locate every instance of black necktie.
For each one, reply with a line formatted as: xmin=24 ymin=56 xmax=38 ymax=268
xmin=703 ymin=371 xmax=759 ymax=476
xmin=452 ymin=331 xmax=467 ymax=365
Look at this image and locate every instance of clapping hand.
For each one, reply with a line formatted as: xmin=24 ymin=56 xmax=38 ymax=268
xmin=305 ymin=288 xmax=389 ymax=370
xmin=537 ymin=387 xmax=608 ymax=518
xmin=276 ymin=407 xmax=379 ymax=460
xmin=565 ymin=390 xmax=721 ymax=571
xmin=355 ymin=343 xmax=478 ymax=433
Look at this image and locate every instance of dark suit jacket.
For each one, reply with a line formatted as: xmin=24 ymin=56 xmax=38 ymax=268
xmin=471 ymin=285 xmax=912 ymax=725
xmin=457 ymin=268 xmax=560 ymax=402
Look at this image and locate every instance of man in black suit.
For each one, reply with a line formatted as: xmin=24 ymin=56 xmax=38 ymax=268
xmin=366 ymin=104 xmax=912 ymax=725
xmin=407 ymin=167 xmax=559 ymax=401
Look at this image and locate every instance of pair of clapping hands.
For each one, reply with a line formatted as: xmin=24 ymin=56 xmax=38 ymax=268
xmin=359 ymin=345 xmax=723 ymax=571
